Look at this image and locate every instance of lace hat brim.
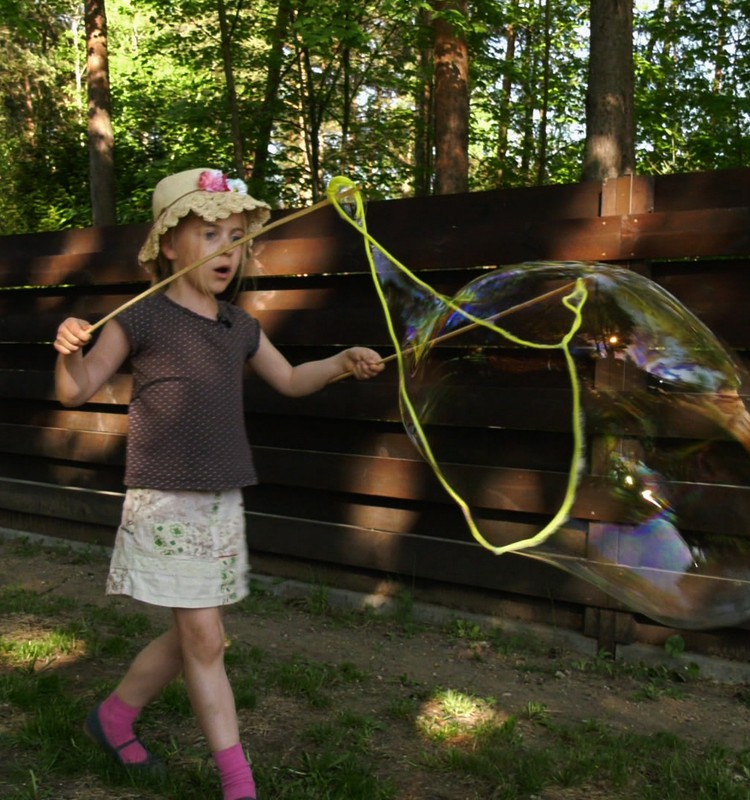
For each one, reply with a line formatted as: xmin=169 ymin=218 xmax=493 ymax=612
xmin=137 ymin=168 xmax=272 ymax=266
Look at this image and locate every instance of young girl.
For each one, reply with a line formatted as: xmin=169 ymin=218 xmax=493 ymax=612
xmin=54 ymin=168 xmax=384 ymax=800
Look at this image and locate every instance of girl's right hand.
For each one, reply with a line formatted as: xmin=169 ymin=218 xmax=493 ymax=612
xmin=54 ymin=317 xmax=92 ymax=355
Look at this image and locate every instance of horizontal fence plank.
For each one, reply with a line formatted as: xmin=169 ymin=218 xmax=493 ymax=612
xmin=0 ymin=369 xmax=131 ymax=404
xmin=0 ymin=223 xmax=147 ymax=263
xmin=242 ymin=510 xmax=614 ymax=608
xmin=1 ymin=169 xmax=747 ymax=286
xmin=4 ymin=418 xmax=750 ymax=539
xmin=0 ymin=477 xmax=124 ymax=526
xmin=652 ymin=168 xmax=750 ymax=212
xmin=623 ymin=207 xmax=750 ymax=259
xmin=6 ymin=373 xmax=734 ymax=443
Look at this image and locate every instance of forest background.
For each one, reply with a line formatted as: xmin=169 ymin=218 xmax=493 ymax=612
xmin=0 ymin=0 xmax=748 ymax=236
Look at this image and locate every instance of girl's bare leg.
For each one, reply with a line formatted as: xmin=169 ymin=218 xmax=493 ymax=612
xmin=172 ymin=606 xmax=239 ymax=752
xmin=85 ymin=626 xmax=183 ymax=766
xmin=115 ymin=626 xmax=184 ymax=707
xmin=173 ymin=607 xmax=256 ymax=798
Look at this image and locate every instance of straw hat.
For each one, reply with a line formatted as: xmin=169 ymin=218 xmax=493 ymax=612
xmin=138 ymin=168 xmax=271 ymax=266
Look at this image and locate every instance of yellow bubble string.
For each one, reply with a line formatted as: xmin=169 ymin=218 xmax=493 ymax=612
xmin=327 ymin=176 xmax=589 ymax=555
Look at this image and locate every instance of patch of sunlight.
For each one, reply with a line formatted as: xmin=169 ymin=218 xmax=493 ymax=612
xmin=0 ymin=617 xmax=87 ymax=670
xmin=417 ymin=688 xmax=510 ymax=743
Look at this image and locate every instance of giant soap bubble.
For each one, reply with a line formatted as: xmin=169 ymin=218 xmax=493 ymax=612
xmin=377 ymin=256 xmax=750 ymax=630
xmin=325 ymin=178 xmax=750 ymax=630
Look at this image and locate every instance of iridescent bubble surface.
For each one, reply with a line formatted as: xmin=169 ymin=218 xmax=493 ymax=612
xmin=377 ymin=257 xmax=750 ymax=629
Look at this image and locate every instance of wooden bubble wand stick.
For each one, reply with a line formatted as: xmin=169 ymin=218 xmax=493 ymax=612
xmin=87 ymin=187 xmax=359 ymax=335
xmin=331 ymin=278 xmax=582 ymax=382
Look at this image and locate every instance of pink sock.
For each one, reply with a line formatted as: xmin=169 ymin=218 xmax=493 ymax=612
xmin=98 ymin=692 xmax=149 ymax=764
xmin=213 ymin=742 xmax=257 ymax=800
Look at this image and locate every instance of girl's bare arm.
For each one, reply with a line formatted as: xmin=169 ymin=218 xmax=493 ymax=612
xmin=250 ymin=331 xmax=383 ymax=398
xmin=54 ymin=319 xmax=131 ymax=407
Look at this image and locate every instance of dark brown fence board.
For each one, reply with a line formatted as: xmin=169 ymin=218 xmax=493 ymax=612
xmin=0 ymin=223 xmax=147 ymax=263
xmin=0 ymin=369 xmax=131 ymax=403
xmin=0 ymin=458 xmax=127 ymax=493
xmin=0 ymin=487 xmax=612 ymax=611
xmin=650 ymin=261 xmax=750 ymax=345
xmin=241 ymin=509 xmax=611 ymax=607
xmin=8 ymin=414 xmax=749 ymax=540
xmin=652 ymin=168 xmax=750 ymax=212
xmin=0 ymin=251 xmax=145 ymax=289
xmin=622 ymin=208 xmax=750 ymax=259
xmin=1 ymin=423 xmax=126 ymax=464
xmin=0 ymin=477 xmax=123 ymax=526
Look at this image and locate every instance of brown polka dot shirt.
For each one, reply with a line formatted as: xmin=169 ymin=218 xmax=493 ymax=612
xmin=117 ymin=293 xmax=261 ymax=490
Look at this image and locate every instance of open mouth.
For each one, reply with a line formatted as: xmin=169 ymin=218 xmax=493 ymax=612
xmin=214 ymin=266 xmax=232 ymax=279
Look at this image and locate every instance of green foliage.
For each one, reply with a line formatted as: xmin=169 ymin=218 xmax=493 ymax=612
xmin=0 ymin=0 xmax=748 ymax=233
xmin=635 ymin=0 xmax=750 ymax=173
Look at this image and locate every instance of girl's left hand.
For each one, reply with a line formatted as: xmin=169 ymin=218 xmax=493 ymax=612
xmin=342 ymin=347 xmax=385 ymax=380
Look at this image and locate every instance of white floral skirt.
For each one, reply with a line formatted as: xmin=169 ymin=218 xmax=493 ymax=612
xmin=106 ymin=488 xmax=250 ymax=608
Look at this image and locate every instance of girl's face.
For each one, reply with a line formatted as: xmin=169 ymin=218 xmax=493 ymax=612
xmin=161 ymin=212 xmax=247 ymax=296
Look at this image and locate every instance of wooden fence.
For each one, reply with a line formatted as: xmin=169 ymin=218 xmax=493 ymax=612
xmin=2 ymin=168 xmax=750 ymax=659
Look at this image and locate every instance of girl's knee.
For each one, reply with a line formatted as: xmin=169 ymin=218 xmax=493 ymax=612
xmin=174 ymin=609 xmax=226 ymax=664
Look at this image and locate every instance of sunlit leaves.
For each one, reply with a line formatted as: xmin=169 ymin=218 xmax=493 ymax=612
xmin=635 ymin=0 xmax=750 ymax=173
xmin=0 ymin=0 xmax=749 ymax=233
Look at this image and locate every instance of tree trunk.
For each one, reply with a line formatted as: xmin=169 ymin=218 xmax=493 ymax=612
xmin=537 ymin=0 xmax=553 ymax=185
xmin=85 ymin=0 xmax=116 ymax=226
xmin=581 ymin=0 xmax=635 ymax=181
xmin=496 ymin=11 xmax=517 ymax=184
xmin=217 ymin=0 xmax=245 ymax=178
xmin=251 ymin=0 xmax=292 ymax=196
xmin=433 ymin=0 xmax=469 ymax=195
xmin=300 ymin=45 xmax=322 ymax=200
xmin=519 ymin=23 xmax=537 ymax=180
xmin=413 ymin=6 xmax=434 ymax=196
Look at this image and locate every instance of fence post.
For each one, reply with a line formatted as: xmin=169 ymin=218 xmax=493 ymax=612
xmin=584 ymin=174 xmax=655 ymax=655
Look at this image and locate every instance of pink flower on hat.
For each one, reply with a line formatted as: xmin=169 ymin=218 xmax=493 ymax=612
xmin=198 ymin=169 xmax=231 ymax=192
xmin=198 ymin=169 xmax=248 ymax=195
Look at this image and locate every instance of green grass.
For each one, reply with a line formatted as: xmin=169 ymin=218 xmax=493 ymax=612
xmin=265 ymin=656 xmax=367 ymax=708
xmin=2 ymin=535 xmax=750 ymax=799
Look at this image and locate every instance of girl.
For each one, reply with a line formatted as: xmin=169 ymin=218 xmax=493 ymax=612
xmin=54 ymin=168 xmax=384 ymax=800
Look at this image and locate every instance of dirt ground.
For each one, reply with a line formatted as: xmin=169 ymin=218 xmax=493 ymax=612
xmin=2 ymin=533 xmax=750 ymax=799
